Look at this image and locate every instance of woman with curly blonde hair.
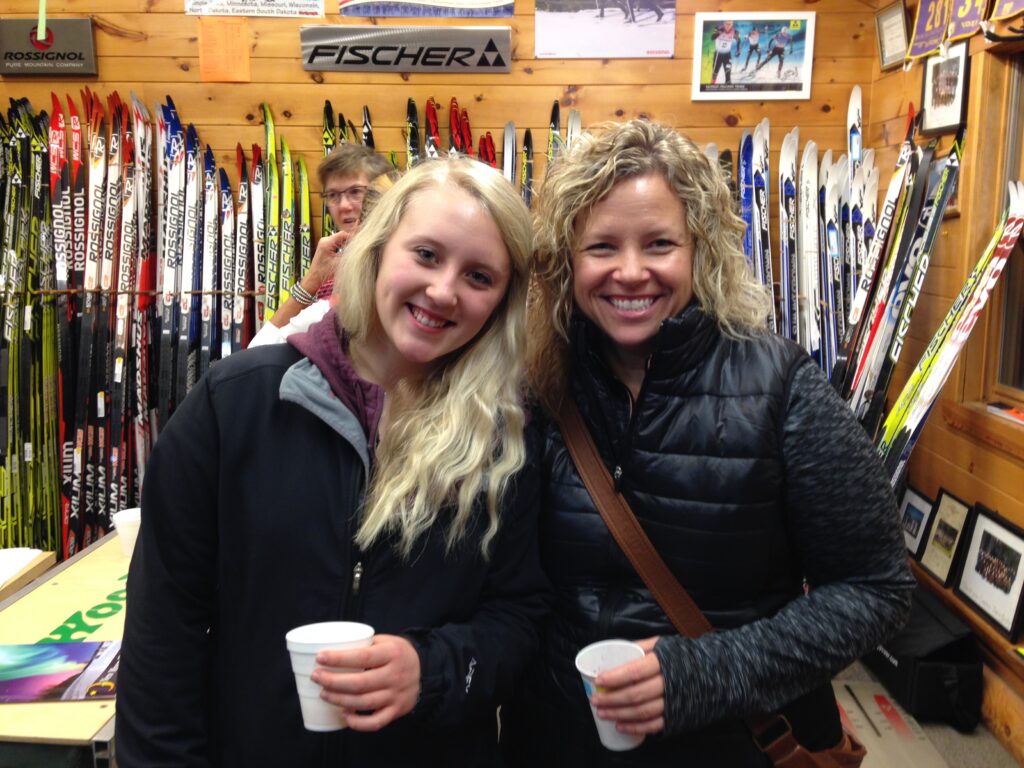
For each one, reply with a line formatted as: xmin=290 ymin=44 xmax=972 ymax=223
xmin=118 ymin=157 xmax=549 ymax=768
xmin=503 ymin=120 xmax=913 ymax=766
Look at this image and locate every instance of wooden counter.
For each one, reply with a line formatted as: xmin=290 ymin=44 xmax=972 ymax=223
xmin=0 ymin=551 xmax=56 ymax=603
xmin=0 ymin=535 xmax=129 ymax=746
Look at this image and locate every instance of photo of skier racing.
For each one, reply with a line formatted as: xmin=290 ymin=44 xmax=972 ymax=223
xmin=710 ymin=19 xmax=740 ymax=85
xmin=535 ymin=0 xmax=675 ymax=58
xmin=693 ymin=12 xmax=816 ymax=101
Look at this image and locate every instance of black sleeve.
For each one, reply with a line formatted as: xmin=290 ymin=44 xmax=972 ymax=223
xmin=654 ymin=360 xmax=915 ymax=734
xmin=115 ymin=377 xmax=220 ymax=767
xmin=405 ymin=428 xmax=552 ymax=728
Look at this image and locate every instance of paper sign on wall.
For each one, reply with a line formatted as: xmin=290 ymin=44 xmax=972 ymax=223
xmin=199 ymin=16 xmax=252 ymax=82
xmin=186 ymin=0 xmax=323 ymax=17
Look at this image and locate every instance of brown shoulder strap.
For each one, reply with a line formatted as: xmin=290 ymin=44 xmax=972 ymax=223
xmin=559 ymin=400 xmax=713 ymax=639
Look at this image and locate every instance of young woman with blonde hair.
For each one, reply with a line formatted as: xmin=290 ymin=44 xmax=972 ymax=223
xmin=504 ymin=120 xmax=913 ymax=766
xmin=117 ymin=157 xmax=548 ymax=768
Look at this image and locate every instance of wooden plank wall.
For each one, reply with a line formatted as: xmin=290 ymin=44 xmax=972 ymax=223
xmin=866 ymin=4 xmax=1024 ymax=536
xmin=1 ymin=0 xmax=875 ymax=246
xmin=867 ymin=1 xmax=1024 ymax=757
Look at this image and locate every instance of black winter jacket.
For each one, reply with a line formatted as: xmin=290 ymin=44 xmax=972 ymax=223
xmin=116 ymin=343 xmax=549 ymax=768
xmin=502 ymin=306 xmax=914 ymax=766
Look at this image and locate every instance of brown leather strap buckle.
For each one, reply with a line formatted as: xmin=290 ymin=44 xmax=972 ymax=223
xmin=752 ymin=714 xmax=797 ymax=753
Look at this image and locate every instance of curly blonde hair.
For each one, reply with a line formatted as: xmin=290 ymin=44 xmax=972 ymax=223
xmin=336 ymin=158 xmax=533 ymax=558
xmin=528 ymin=119 xmax=771 ymax=415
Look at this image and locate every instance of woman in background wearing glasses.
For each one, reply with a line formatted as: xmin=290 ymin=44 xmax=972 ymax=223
xmin=250 ymin=143 xmax=395 ymax=347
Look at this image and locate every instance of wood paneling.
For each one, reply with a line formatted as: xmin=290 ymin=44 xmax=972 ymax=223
xmin=1 ymin=1 xmax=875 ymax=267
xmin=866 ymin=3 xmax=1024 ymax=754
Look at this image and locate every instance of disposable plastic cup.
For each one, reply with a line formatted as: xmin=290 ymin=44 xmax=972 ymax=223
xmin=111 ymin=508 xmax=141 ymax=559
xmin=285 ymin=622 xmax=374 ymax=732
xmin=575 ymin=639 xmax=647 ymax=751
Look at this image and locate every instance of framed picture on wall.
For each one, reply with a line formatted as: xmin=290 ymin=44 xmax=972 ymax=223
xmin=691 ymin=12 xmax=816 ymax=101
xmin=920 ymin=41 xmax=970 ymax=136
xmin=875 ymin=1 xmax=909 ymax=71
xmin=899 ymin=485 xmax=934 ymax=559
xmin=954 ymin=505 xmax=1024 ymax=641
xmin=919 ymin=488 xmax=973 ymax=586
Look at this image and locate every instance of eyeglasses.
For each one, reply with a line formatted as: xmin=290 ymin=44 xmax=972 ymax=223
xmin=321 ymin=185 xmax=367 ymax=205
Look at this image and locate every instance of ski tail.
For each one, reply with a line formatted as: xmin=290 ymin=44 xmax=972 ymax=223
xmin=502 ymin=121 xmax=516 ymax=185
xmin=520 ymin=129 xmax=534 ymax=208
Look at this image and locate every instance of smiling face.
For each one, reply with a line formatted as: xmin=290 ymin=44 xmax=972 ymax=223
xmin=571 ymin=173 xmax=694 ymax=364
xmin=368 ymin=184 xmax=512 ymax=382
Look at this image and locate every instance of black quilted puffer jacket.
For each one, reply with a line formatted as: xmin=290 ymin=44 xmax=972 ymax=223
xmin=501 ymin=304 xmax=913 ymax=767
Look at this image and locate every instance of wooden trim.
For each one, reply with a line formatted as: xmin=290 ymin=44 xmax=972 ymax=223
xmin=0 ymin=552 xmax=55 ymax=604
xmin=941 ymin=401 xmax=1024 ymax=462
xmin=956 ymin=51 xmax=1017 ymax=404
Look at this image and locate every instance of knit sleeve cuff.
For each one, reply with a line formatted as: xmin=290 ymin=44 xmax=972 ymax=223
xmin=653 ymin=635 xmax=706 ymax=736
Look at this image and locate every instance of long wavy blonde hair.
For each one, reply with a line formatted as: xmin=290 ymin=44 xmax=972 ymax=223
xmin=528 ymin=119 xmax=771 ymax=415
xmin=336 ymin=158 xmax=533 ymax=558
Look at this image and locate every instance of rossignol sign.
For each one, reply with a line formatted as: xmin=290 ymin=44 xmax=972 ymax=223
xmin=300 ymin=26 xmax=511 ymax=73
xmin=0 ymin=19 xmax=96 ymax=76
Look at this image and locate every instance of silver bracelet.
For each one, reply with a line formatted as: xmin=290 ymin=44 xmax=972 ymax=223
xmin=290 ymin=280 xmax=316 ymax=306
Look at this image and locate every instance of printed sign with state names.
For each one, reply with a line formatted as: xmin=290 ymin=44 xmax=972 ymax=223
xmin=186 ymin=0 xmax=323 ymax=17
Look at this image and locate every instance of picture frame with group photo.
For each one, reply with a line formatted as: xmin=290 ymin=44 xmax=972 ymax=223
xmin=954 ymin=505 xmax=1024 ymax=642
xmin=898 ymin=485 xmax=934 ymax=559
xmin=919 ymin=488 xmax=973 ymax=587
xmin=920 ymin=40 xmax=970 ymax=136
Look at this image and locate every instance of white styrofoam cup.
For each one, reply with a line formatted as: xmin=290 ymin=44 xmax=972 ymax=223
xmin=285 ymin=621 xmax=374 ymax=732
xmin=574 ymin=639 xmax=647 ymax=751
xmin=112 ymin=507 xmax=141 ymax=559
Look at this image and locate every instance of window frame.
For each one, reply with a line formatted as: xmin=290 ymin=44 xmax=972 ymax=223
xmin=984 ymin=51 xmax=1024 ymax=411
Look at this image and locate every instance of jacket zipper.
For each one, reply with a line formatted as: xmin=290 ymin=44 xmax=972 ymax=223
xmin=351 ymin=561 xmax=363 ymax=596
xmin=612 ymin=356 xmax=653 ymax=492
xmin=340 ymin=454 xmax=368 ymax=621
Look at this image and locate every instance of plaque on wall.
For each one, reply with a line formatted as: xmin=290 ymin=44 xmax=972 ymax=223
xmin=0 ymin=19 xmax=96 ymax=76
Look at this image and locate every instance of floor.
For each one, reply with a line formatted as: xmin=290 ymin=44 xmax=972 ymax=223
xmin=837 ymin=662 xmax=1019 ymax=767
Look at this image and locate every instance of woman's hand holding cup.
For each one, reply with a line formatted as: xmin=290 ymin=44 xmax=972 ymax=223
xmin=312 ymin=634 xmax=421 ymax=732
xmin=590 ymin=636 xmax=665 ymax=736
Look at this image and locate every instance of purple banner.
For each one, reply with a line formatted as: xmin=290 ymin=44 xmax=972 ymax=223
xmin=948 ymin=0 xmax=988 ymax=40
xmin=990 ymin=0 xmax=1024 ymax=20
xmin=908 ymin=0 xmax=950 ymax=58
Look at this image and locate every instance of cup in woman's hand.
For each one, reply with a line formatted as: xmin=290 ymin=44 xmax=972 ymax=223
xmin=574 ymin=639 xmax=646 ymax=751
xmin=285 ymin=621 xmax=374 ymax=731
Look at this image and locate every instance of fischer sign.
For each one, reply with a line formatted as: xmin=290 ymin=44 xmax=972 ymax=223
xmin=300 ymin=26 xmax=511 ymax=73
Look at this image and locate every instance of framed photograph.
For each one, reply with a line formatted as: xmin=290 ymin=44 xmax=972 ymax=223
xmin=920 ymin=41 xmax=970 ymax=136
xmin=875 ymin=2 xmax=909 ymax=71
xmin=691 ymin=12 xmax=816 ymax=101
xmin=919 ymin=488 xmax=973 ymax=586
xmin=535 ymin=0 xmax=676 ymax=59
xmin=899 ymin=485 xmax=934 ymax=559
xmin=954 ymin=505 xmax=1024 ymax=641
